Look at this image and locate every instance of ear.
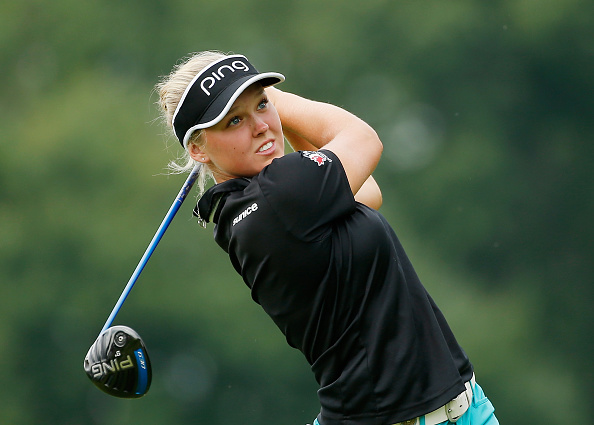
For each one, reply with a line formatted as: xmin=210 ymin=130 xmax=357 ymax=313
xmin=188 ymin=142 xmax=210 ymax=164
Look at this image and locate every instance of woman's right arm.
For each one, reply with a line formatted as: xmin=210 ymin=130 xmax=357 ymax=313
xmin=267 ymin=87 xmax=383 ymax=208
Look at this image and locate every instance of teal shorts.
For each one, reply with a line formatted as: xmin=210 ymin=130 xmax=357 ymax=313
xmin=312 ymin=381 xmax=499 ymax=425
xmin=438 ymin=381 xmax=499 ymax=425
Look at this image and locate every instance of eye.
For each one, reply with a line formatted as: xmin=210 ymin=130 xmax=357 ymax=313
xmin=257 ymin=98 xmax=269 ymax=110
xmin=228 ymin=116 xmax=241 ymax=127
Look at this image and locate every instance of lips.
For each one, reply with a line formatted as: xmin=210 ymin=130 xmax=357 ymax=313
xmin=257 ymin=141 xmax=274 ymax=153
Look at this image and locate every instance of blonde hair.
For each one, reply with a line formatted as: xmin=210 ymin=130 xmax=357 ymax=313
xmin=155 ymin=50 xmax=229 ymax=195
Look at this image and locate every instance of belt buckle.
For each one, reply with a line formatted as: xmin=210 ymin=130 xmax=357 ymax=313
xmin=446 ymin=386 xmax=471 ymax=422
xmin=400 ymin=419 xmax=418 ymax=425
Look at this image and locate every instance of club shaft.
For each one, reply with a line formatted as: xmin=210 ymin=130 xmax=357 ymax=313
xmin=100 ymin=165 xmax=201 ymax=334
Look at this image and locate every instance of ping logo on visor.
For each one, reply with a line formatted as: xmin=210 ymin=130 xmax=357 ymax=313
xmin=172 ymin=55 xmax=284 ymax=149
xmin=199 ymin=59 xmax=251 ymax=96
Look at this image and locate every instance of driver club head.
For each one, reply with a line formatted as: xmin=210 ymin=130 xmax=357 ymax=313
xmin=84 ymin=325 xmax=152 ymax=398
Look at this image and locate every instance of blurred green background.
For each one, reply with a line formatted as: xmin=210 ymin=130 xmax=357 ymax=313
xmin=1 ymin=0 xmax=592 ymax=424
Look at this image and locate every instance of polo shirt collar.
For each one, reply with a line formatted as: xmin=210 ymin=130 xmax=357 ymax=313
xmin=193 ymin=178 xmax=251 ymax=224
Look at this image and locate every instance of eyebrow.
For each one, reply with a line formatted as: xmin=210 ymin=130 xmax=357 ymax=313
xmin=226 ymin=104 xmax=241 ymax=116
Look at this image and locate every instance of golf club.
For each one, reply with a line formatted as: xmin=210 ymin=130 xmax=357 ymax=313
xmin=84 ymin=165 xmax=200 ymax=398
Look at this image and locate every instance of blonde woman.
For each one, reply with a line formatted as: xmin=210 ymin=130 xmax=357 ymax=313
xmin=156 ymin=51 xmax=498 ymax=425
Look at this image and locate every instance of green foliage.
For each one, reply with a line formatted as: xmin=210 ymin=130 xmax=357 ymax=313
xmin=1 ymin=1 xmax=592 ymax=424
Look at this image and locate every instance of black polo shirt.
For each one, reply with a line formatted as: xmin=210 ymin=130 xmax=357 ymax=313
xmin=196 ymin=150 xmax=473 ymax=425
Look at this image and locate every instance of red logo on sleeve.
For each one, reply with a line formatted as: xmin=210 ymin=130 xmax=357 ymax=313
xmin=302 ymin=151 xmax=332 ymax=166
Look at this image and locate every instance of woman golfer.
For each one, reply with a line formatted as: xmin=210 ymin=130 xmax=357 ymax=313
xmin=156 ymin=51 xmax=499 ymax=425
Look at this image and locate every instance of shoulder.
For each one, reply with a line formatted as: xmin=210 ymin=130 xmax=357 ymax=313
xmin=257 ymin=149 xmax=345 ymax=189
xmin=255 ymin=150 xmax=351 ymax=206
xmin=249 ymin=150 xmax=356 ymax=240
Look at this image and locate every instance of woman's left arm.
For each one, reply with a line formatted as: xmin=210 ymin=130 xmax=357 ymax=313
xmin=282 ymin=127 xmax=382 ymax=210
xmin=270 ymin=88 xmax=383 ymax=210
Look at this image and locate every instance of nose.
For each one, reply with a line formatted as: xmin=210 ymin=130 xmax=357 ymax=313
xmin=252 ymin=115 xmax=269 ymax=136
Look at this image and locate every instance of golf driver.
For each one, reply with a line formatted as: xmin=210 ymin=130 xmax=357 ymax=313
xmin=84 ymin=165 xmax=200 ymax=398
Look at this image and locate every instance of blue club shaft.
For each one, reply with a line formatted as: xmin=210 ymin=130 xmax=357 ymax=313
xmin=100 ymin=165 xmax=201 ymax=334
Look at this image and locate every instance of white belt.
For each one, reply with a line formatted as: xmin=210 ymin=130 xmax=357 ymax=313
xmin=395 ymin=374 xmax=475 ymax=425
